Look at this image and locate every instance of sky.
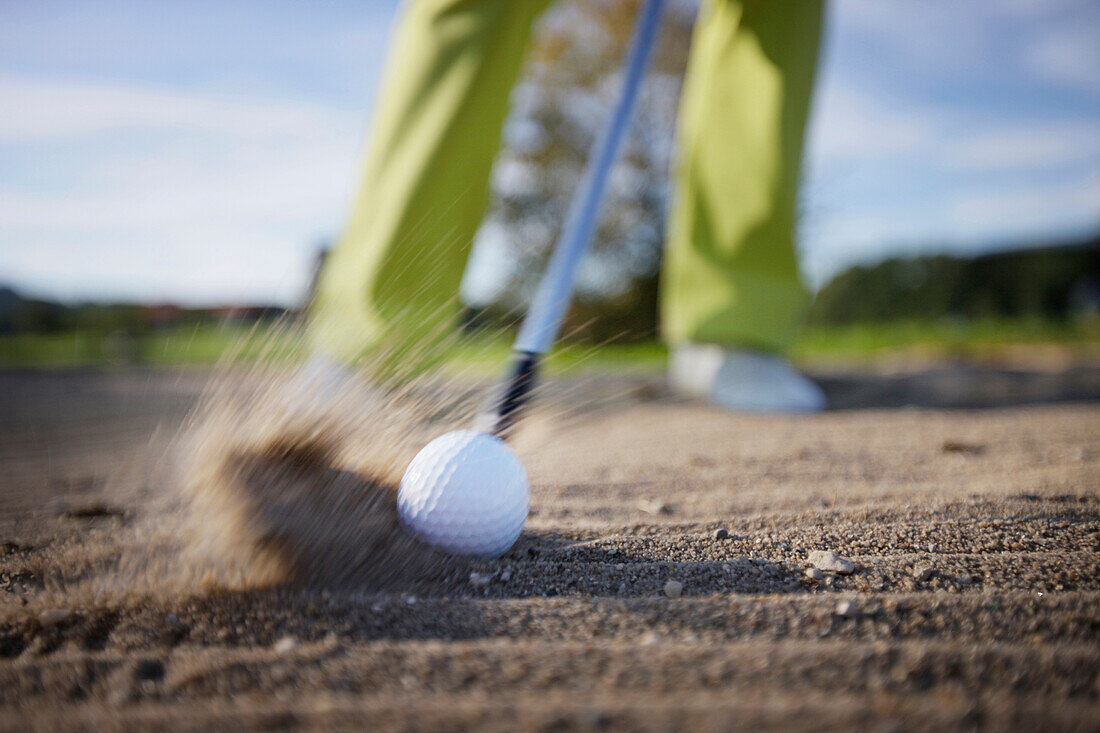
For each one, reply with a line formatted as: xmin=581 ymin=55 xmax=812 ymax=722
xmin=1 ymin=0 xmax=1098 ymax=306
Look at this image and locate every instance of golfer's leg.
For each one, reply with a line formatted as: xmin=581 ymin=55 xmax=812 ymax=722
xmin=661 ymin=0 xmax=823 ymax=353
xmin=311 ymin=0 xmax=552 ymax=367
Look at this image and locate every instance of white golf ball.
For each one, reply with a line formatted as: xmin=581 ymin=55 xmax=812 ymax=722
xmin=397 ymin=430 xmax=529 ymax=558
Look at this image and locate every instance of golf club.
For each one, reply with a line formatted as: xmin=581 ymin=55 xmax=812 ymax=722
xmin=479 ymin=0 xmax=666 ymax=438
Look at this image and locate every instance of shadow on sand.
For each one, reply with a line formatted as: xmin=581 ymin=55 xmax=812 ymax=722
xmin=812 ymin=362 xmax=1100 ymax=410
xmin=230 ymin=444 xmax=799 ymax=601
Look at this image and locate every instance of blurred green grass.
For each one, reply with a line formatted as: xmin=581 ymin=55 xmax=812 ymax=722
xmin=0 ymin=316 xmax=1097 ymax=373
xmin=790 ymin=315 xmax=1100 ymax=365
xmin=0 ymin=324 xmax=303 ymax=368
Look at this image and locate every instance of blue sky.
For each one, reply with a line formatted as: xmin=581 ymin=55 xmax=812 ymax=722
xmin=1 ymin=0 xmax=1098 ymax=305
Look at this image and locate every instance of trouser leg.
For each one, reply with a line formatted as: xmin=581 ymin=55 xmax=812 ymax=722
xmin=661 ymin=0 xmax=823 ymax=352
xmin=311 ymin=0 xmax=553 ymax=366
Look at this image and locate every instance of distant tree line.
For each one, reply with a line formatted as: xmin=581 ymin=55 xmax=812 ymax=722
xmin=4 ymin=236 xmax=1096 ymax=340
xmin=807 ymin=236 xmax=1100 ymax=325
xmin=0 ymin=288 xmax=289 ymax=336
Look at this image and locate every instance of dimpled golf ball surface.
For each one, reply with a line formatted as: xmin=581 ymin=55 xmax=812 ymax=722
xmin=398 ymin=430 xmax=529 ymax=557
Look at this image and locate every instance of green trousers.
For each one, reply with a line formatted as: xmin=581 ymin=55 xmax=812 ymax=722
xmin=311 ymin=0 xmax=823 ymax=364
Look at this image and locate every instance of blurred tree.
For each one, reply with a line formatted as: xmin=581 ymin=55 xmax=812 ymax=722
xmin=467 ymin=0 xmax=695 ymax=343
xmin=0 ymin=287 xmax=70 ymax=334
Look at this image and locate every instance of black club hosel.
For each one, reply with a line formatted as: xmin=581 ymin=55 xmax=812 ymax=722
xmin=482 ymin=351 xmax=539 ymax=439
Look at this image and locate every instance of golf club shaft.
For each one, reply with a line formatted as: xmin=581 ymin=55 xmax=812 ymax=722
xmin=484 ymin=0 xmax=666 ymax=438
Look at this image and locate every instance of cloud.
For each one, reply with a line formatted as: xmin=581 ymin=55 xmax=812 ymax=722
xmin=1 ymin=225 xmax=315 ymax=306
xmin=0 ymin=73 xmax=358 ymax=142
xmin=807 ymin=82 xmax=935 ymax=164
xmin=946 ymin=119 xmax=1100 ymax=171
xmin=806 ymin=70 xmax=1100 ymax=182
xmin=945 ymin=171 xmax=1100 ymax=239
xmin=0 ymin=73 xmax=366 ymax=304
xmin=0 ymin=138 xmax=359 ymax=231
xmin=830 ymin=0 xmax=998 ymax=72
xmin=995 ymin=0 xmax=1090 ymax=17
xmin=1024 ymin=21 xmax=1100 ymax=93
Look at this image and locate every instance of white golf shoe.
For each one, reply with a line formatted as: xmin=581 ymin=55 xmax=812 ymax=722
xmin=669 ymin=342 xmax=826 ymax=413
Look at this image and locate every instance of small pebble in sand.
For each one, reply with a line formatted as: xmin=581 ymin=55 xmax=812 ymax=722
xmin=273 ymin=636 xmax=298 ymax=655
xmin=713 ymin=528 xmax=729 ymax=540
xmin=469 ymin=571 xmax=493 ymax=588
xmin=663 ymin=580 xmax=683 ymax=599
xmin=500 ymin=569 xmax=512 ymax=582
xmin=958 ymin=574 xmax=974 ymax=586
xmin=808 ymin=550 xmax=857 ymax=575
xmin=834 ymin=600 xmax=860 ymax=618
xmin=928 ymin=543 xmax=938 ymax=553
xmin=912 ymin=566 xmax=934 ymax=581
xmin=805 ymin=567 xmax=824 ymax=581
xmin=37 ymin=608 xmax=70 ymax=627
xmin=165 ymin=613 xmax=182 ymax=628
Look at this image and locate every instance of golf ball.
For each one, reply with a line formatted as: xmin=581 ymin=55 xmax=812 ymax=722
xmin=397 ymin=430 xmax=529 ymax=557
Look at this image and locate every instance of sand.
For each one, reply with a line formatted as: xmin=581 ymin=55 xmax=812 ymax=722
xmin=0 ymin=362 xmax=1097 ymax=731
